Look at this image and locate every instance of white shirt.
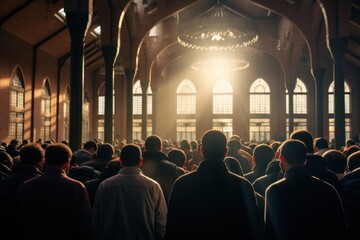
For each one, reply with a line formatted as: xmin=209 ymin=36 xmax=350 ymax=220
xmin=92 ymin=167 xmax=167 ymax=240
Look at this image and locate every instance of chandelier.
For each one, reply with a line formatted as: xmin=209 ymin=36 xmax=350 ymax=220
xmin=177 ymin=2 xmax=258 ymax=51
xmin=191 ymin=58 xmax=249 ymax=72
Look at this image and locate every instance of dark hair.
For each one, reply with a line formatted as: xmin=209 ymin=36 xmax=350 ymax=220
xmin=120 ymin=144 xmax=142 ymax=166
xmin=201 ymin=130 xmax=227 ymax=160
xmin=45 ymin=143 xmax=72 ymax=166
xmin=343 ymin=145 xmax=360 ymax=159
xmin=227 ymin=139 xmax=241 ymax=150
xmin=280 ymin=139 xmax=307 ymax=166
xmin=190 ymin=140 xmax=198 ymax=150
xmin=224 ymin=156 xmax=243 ymax=176
xmin=0 ymin=151 xmax=13 ymax=169
xmin=314 ymin=137 xmax=329 ymax=149
xmin=97 ymin=143 xmax=114 ymax=160
xmin=180 ymin=140 xmax=190 ymax=150
xmin=289 ymin=130 xmax=314 ymax=153
xmin=145 ymin=135 xmax=161 ymax=151
xmin=168 ymin=149 xmax=186 ymax=167
xmin=347 ymin=151 xmax=360 ymax=171
xmin=20 ymin=143 xmax=45 ymax=165
xmin=253 ymin=144 xmax=274 ymax=169
xmin=84 ymin=140 xmax=98 ymax=151
xmin=322 ymin=150 xmax=346 ymax=174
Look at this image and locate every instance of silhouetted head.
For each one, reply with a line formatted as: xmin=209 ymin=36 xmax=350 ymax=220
xmin=97 ymin=143 xmax=114 ymax=160
xmin=224 ymin=156 xmax=243 ymax=176
xmin=145 ymin=135 xmax=162 ymax=152
xmin=120 ymin=144 xmax=142 ymax=167
xmin=201 ymin=130 xmax=228 ymax=160
xmin=347 ymin=150 xmax=360 ymax=172
xmin=168 ymin=149 xmax=186 ymax=168
xmin=20 ymin=143 xmax=44 ymax=166
xmin=280 ymin=139 xmax=307 ymax=167
xmin=45 ymin=143 xmax=72 ymax=167
xmin=289 ymin=130 xmax=314 ymax=153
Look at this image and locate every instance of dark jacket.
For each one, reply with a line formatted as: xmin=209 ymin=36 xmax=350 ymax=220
xmin=73 ymin=149 xmax=95 ymax=165
xmin=142 ymin=151 xmax=186 ymax=204
xmin=14 ymin=168 xmax=92 ymax=240
xmin=265 ymin=166 xmax=347 ymax=240
xmin=304 ymin=154 xmax=342 ymax=194
xmin=165 ymin=159 xmax=263 ymax=240
xmin=0 ymin=164 xmax=42 ymax=239
xmin=341 ymin=168 xmax=360 ymax=239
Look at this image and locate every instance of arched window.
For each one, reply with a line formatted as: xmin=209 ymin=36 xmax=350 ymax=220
xmin=9 ymin=67 xmax=25 ymax=140
xmin=97 ymin=83 xmax=114 ymax=141
xmin=63 ymin=86 xmax=70 ymax=141
xmin=286 ymin=78 xmax=308 ymax=138
xmin=249 ymin=78 xmax=270 ymax=142
xmin=328 ymin=81 xmax=351 ymax=142
xmin=250 ymin=78 xmax=270 ymax=114
xmin=83 ymin=92 xmax=90 ymax=143
xmin=176 ymin=79 xmax=196 ymax=141
xmin=212 ymin=79 xmax=233 ymax=139
xmin=132 ymin=80 xmax=153 ymax=140
xmin=41 ymin=79 xmax=51 ymax=141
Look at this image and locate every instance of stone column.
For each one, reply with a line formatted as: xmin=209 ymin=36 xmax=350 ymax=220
xmin=64 ymin=0 xmax=92 ymax=151
xmin=329 ymin=37 xmax=348 ymax=149
xmin=312 ymin=68 xmax=326 ymax=138
xmin=125 ymin=68 xmax=135 ymax=142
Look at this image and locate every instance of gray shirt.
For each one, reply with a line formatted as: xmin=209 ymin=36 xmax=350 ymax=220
xmin=92 ymin=167 xmax=167 ymax=240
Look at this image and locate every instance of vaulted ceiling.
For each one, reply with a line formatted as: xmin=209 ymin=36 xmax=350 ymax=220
xmin=1 ymin=0 xmax=359 ymax=82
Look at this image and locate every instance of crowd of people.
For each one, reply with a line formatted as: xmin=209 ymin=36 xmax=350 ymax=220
xmin=0 ymin=130 xmax=360 ymax=239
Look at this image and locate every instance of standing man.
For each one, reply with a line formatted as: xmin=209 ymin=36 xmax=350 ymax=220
xmin=92 ymin=144 xmax=167 ymax=240
xmin=264 ymin=139 xmax=347 ymax=240
xmin=165 ymin=130 xmax=262 ymax=240
xmin=14 ymin=143 xmax=92 ymax=240
xmin=142 ymin=135 xmax=186 ymax=204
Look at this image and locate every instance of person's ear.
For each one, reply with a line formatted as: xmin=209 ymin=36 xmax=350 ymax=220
xmin=223 ymin=147 xmax=229 ymax=158
xmin=64 ymin=160 xmax=70 ymax=170
xmin=279 ymin=155 xmax=285 ymax=165
xmin=200 ymin=146 xmax=204 ymax=157
xmin=139 ymin=157 xmax=143 ymax=168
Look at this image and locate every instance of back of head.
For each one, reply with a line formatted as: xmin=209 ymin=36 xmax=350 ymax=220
xmin=180 ymin=140 xmax=190 ymax=150
xmin=145 ymin=135 xmax=161 ymax=151
xmin=97 ymin=143 xmax=114 ymax=160
xmin=168 ymin=149 xmax=186 ymax=167
xmin=162 ymin=139 xmax=169 ymax=148
xmin=253 ymin=144 xmax=274 ymax=168
xmin=227 ymin=139 xmax=241 ymax=150
xmin=0 ymin=151 xmax=13 ymax=169
xmin=280 ymin=139 xmax=307 ymax=166
xmin=314 ymin=137 xmax=329 ymax=150
xmin=265 ymin=159 xmax=281 ymax=175
xmin=20 ymin=143 xmax=45 ymax=165
xmin=224 ymin=156 xmax=243 ymax=176
xmin=83 ymin=140 xmax=97 ymax=151
xmin=201 ymin=129 xmax=227 ymax=160
xmin=289 ymin=130 xmax=314 ymax=153
xmin=346 ymin=139 xmax=356 ymax=148
xmin=322 ymin=149 xmax=346 ymax=174
xmin=120 ymin=144 xmax=142 ymax=166
xmin=10 ymin=139 xmax=19 ymax=147
xmin=190 ymin=140 xmax=198 ymax=150
xmin=347 ymin=150 xmax=360 ymax=172
xmin=343 ymin=145 xmax=360 ymax=160
xmin=45 ymin=143 xmax=72 ymax=167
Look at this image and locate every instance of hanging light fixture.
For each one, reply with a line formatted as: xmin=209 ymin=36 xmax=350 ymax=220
xmin=177 ymin=1 xmax=258 ymax=51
